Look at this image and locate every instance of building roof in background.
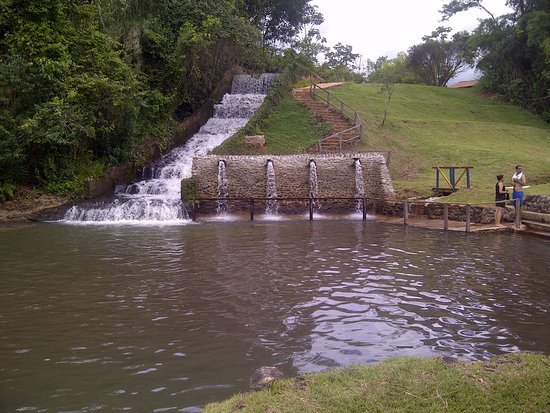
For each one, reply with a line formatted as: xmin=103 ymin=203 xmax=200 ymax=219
xmin=448 ymin=80 xmax=479 ymax=89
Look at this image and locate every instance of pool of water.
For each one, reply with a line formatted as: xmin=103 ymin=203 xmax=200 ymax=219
xmin=1 ymin=220 xmax=549 ymax=411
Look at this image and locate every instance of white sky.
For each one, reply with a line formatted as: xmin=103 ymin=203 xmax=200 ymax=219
xmin=311 ymin=0 xmax=513 ymax=66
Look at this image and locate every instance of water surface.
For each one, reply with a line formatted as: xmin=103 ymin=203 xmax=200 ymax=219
xmin=1 ymin=220 xmax=549 ymax=411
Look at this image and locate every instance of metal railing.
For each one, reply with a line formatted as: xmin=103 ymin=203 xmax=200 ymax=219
xmin=192 ymin=196 xmax=366 ymax=222
xmin=402 ymin=198 xmax=521 ymax=232
xmin=309 ymin=82 xmax=364 ymax=151
xmin=191 ymin=196 xmax=522 ymax=232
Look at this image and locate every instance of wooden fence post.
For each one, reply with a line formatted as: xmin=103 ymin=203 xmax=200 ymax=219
xmin=515 ymin=198 xmax=521 ymax=228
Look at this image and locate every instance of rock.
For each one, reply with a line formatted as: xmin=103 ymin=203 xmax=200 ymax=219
xmin=243 ymin=135 xmax=266 ymax=149
xmin=249 ymin=366 xmax=284 ymax=391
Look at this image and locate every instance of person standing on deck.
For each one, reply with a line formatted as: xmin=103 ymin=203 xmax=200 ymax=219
xmin=512 ymin=165 xmax=526 ymax=208
xmin=495 ymin=174 xmax=508 ymax=226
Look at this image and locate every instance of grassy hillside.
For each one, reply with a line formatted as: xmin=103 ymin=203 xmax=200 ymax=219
xmin=214 ymin=96 xmax=332 ymax=155
xmin=218 ymin=82 xmax=549 ymax=203
xmin=330 ymin=83 xmax=550 ymax=203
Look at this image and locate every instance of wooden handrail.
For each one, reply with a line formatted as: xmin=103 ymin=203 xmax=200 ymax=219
xmin=192 ymin=196 xmax=522 ymax=230
xmin=310 ymin=83 xmax=363 ymax=127
xmin=309 ymin=81 xmax=365 ymax=147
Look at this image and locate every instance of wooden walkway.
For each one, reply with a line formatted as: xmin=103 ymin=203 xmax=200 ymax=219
xmin=373 ymin=214 xmax=518 ymax=233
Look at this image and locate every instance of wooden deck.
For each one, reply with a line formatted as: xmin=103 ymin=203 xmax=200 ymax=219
xmin=373 ymin=214 xmax=519 ymax=233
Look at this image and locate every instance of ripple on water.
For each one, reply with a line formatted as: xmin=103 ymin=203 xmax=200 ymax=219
xmin=1 ymin=220 xmax=549 ymax=411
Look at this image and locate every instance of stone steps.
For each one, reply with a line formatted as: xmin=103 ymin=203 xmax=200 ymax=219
xmin=522 ymin=210 xmax=550 ymax=223
xmin=520 ymin=210 xmax=550 ymax=238
xmin=292 ymin=88 xmax=357 ymax=152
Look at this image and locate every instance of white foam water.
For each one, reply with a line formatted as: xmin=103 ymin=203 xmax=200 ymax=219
xmin=62 ymin=74 xmax=278 ymax=224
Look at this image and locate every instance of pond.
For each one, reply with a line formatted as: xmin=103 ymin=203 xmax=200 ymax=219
xmin=1 ymin=220 xmax=549 ymax=412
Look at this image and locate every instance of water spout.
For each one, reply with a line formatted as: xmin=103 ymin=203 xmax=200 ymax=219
xmin=265 ymin=160 xmax=279 ymax=215
xmin=354 ymin=159 xmax=365 ymax=213
xmin=309 ymin=160 xmax=321 ymax=212
xmin=216 ymin=160 xmax=229 ymax=213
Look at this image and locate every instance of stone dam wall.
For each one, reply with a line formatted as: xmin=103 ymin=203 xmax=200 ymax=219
xmin=189 ymin=152 xmax=396 ymax=214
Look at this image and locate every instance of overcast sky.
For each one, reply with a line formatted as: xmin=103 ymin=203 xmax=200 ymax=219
xmin=311 ymin=0 xmax=513 ymax=81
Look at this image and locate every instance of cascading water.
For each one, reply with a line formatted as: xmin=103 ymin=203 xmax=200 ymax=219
xmin=354 ymin=159 xmax=365 ymax=212
xmin=63 ymin=73 xmax=278 ymax=224
xmin=265 ymin=160 xmax=279 ymax=215
xmin=216 ymin=160 xmax=229 ymax=213
xmin=309 ymin=160 xmax=321 ymax=212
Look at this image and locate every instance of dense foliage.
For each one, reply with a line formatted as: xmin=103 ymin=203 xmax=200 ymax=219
xmin=0 ymin=0 xmax=313 ymax=199
xmin=466 ymin=0 xmax=550 ymax=121
xmin=1 ymin=1 xmax=169 ymax=195
xmin=1 ymin=0 xmax=546 ymax=201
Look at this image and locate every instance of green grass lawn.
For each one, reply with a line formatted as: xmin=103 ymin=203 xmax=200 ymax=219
xmin=204 ymin=353 xmax=550 ymax=413
xmin=329 ymin=83 xmax=550 ymax=203
xmin=213 ymin=96 xmax=331 ymax=155
xmin=215 ymin=82 xmax=549 ymax=203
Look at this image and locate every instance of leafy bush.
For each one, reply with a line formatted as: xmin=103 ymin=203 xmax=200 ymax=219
xmin=0 ymin=183 xmax=17 ymax=203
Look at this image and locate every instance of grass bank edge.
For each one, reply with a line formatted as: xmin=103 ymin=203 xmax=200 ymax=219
xmin=204 ymin=353 xmax=550 ymax=413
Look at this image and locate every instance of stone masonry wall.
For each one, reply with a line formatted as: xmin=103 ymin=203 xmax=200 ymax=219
xmin=190 ymin=152 xmax=396 ymax=213
xmin=524 ymin=195 xmax=550 ymax=213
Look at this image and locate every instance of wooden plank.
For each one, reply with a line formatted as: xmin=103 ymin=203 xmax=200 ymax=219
xmin=437 ymin=167 xmax=454 ymax=188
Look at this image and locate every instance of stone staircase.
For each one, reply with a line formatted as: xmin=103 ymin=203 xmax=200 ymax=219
xmin=520 ymin=210 xmax=550 ymax=238
xmin=292 ymin=88 xmax=359 ymax=152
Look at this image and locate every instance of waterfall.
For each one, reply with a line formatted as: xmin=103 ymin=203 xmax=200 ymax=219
xmin=354 ymin=159 xmax=365 ymax=212
xmin=231 ymin=73 xmax=278 ymax=95
xmin=216 ymin=160 xmax=229 ymax=213
xmin=265 ymin=160 xmax=279 ymax=215
xmin=309 ymin=160 xmax=321 ymax=212
xmin=62 ymin=73 xmax=277 ymax=224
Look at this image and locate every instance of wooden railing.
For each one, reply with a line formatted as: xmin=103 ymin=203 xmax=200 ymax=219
xmin=309 ymin=81 xmax=364 ymax=151
xmin=314 ymin=125 xmax=363 ymax=152
xmin=402 ymin=198 xmax=521 ymax=232
xmin=191 ymin=196 xmax=522 ymax=232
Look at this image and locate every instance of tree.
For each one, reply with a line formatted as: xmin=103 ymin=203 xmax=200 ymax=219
xmin=440 ymin=0 xmax=497 ymax=22
xmin=291 ymin=4 xmax=328 ymax=64
xmin=243 ymin=0 xmax=311 ymax=48
xmin=441 ymin=0 xmax=550 ymax=120
xmin=325 ymin=43 xmax=360 ymax=69
xmin=319 ymin=43 xmax=361 ymax=82
xmin=408 ymin=27 xmax=475 ymax=87
xmin=0 ymin=0 xmax=266 ymax=196
xmin=367 ymin=54 xmax=409 ymax=126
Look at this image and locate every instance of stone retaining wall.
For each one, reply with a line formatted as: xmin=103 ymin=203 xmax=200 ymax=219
xmin=525 ymin=195 xmax=550 ymax=213
xmin=190 ymin=152 xmax=396 ymax=213
xmin=376 ymin=195 xmax=550 ymax=223
xmin=373 ymin=201 xmax=517 ymax=224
